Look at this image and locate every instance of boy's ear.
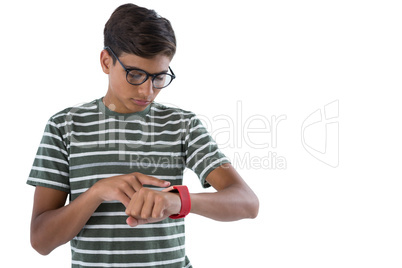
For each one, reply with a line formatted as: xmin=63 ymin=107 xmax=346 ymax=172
xmin=100 ymin=50 xmax=112 ymax=74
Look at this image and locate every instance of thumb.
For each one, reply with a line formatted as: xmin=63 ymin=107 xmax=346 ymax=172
xmin=126 ymin=216 xmax=139 ymax=227
xmin=126 ymin=216 xmax=151 ymax=227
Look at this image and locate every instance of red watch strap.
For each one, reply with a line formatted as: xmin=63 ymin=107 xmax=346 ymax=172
xmin=169 ymin=185 xmax=191 ymax=219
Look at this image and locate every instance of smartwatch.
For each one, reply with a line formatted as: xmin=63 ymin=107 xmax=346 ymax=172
xmin=167 ymin=185 xmax=191 ymax=219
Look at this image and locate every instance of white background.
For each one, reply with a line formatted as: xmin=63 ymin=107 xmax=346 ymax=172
xmin=1 ymin=0 xmax=401 ymax=267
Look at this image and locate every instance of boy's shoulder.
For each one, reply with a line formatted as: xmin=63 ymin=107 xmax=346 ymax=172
xmin=47 ymin=99 xmax=99 ymax=123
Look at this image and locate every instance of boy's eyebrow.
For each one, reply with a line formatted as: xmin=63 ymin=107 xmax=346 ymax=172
xmin=124 ymin=64 xmax=140 ymax=70
xmin=125 ymin=65 xmax=169 ymax=74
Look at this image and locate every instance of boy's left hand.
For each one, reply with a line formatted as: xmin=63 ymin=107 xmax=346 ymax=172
xmin=125 ymin=187 xmax=181 ymax=227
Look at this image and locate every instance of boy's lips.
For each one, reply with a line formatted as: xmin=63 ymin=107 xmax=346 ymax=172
xmin=131 ymin=98 xmax=151 ymax=106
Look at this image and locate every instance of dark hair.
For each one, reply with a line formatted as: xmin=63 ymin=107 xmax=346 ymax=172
xmin=104 ymin=3 xmax=176 ymax=62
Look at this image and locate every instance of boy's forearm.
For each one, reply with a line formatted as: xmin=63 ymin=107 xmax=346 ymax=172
xmin=31 ymin=187 xmax=102 ymax=255
xmin=189 ymin=184 xmax=259 ymax=221
xmin=30 ymin=173 xmax=170 ymax=255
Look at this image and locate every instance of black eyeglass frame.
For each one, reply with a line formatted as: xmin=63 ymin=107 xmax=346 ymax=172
xmin=104 ymin=46 xmax=176 ymax=89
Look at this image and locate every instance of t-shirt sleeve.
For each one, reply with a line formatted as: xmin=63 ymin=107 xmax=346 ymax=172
xmin=184 ymin=115 xmax=230 ymax=188
xmin=27 ymin=117 xmax=70 ymax=193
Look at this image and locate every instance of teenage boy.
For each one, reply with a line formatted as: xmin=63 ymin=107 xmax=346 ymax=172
xmin=28 ymin=3 xmax=259 ymax=268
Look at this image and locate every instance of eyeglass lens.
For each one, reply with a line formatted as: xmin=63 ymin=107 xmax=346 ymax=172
xmin=127 ymin=69 xmax=173 ymax=89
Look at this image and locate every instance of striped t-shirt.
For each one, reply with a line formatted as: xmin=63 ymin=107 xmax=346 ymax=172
xmin=27 ymin=98 xmax=230 ymax=268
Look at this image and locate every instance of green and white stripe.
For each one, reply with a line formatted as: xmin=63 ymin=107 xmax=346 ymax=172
xmin=28 ymin=98 xmax=229 ymax=268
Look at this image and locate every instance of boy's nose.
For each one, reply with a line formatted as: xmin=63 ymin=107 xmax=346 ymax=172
xmin=137 ymin=78 xmax=154 ymax=97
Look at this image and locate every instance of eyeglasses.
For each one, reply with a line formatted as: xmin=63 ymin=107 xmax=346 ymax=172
xmin=104 ymin=46 xmax=176 ymax=89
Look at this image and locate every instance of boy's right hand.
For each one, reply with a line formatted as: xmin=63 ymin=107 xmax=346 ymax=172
xmin=92 ymin=172 xmax=170 ymax=207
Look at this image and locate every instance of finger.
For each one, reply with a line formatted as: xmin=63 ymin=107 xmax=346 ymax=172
xmin=129 ymin=174 xmax=144 ymax=192
xmin=123 ymin=184 xmax=136 ymax=200
xmin=126 ymin=216 xmax=139 ymax=227
xmin=161 ymin=186 xmax=174 ymax=193
xmin=116 ymin=192 xmax=131 ymax=208
xmin=127 ymin=217 xmax=151 ymax=227
xmin=129 ymin=191 xmax=145 ymax=218
xmin=152 ymin=195 xmax=166 ymax=219
xmin=133 ymin=172 xmax=170 ymax=188
xmin=125 ymin=192 xmax=138 ymax=216
xmin=140 ymin=192 xmax=155 ymax=219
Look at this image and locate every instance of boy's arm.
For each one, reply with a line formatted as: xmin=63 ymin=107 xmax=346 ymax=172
xmin=125 ymin=163 xmax=259 ymax=225
xmin=190 ymin=163 xmax=259 ymax=221
xmin=30 ymin=186 xmax=100 ymax=255
xmin=30 ymin=173 xmax=170 ymax=255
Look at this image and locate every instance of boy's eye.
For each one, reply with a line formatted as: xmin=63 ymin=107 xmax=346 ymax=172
xmin=127 ymin=70 xmax=146 ymax=82
xmin=154 ymin=74 xmax=166 ymax=81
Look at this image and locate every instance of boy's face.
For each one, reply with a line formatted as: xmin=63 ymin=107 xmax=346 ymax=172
xmin=101 ymin=50 xmax=171 ymax=113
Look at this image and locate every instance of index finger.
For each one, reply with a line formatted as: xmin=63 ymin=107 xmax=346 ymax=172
xmin=132 ymin=172 xmax=170 ymax=190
